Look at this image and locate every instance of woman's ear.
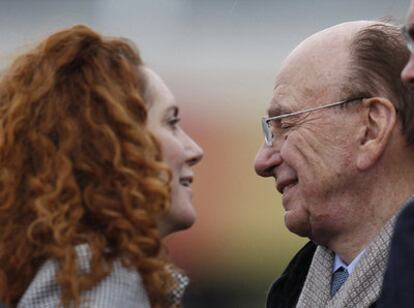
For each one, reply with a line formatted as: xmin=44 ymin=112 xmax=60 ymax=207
xmin=356 ymin=97 xmax=397 ymax=170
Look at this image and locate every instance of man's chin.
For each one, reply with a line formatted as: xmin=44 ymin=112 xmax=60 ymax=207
xmin=285 ymin=215 xmax=311 ymax=238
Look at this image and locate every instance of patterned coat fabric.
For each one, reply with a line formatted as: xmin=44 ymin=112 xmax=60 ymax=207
xmin=17 ymin=244 xmax=151 ymax=308
xmin=297 ymin=216 xmax=395 ymax=308
xmin=377 ymin=198 xmax=414 ymax=308
xmin=267 ymin=215 xmax=397 ymax=308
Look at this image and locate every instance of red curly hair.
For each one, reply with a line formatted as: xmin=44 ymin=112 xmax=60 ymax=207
xmin=0 ymin=25 xmax=176 ymax=307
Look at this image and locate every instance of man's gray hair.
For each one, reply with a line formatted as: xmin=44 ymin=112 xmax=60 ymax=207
xmin=347 ymin=23 xmax=414 ymax=145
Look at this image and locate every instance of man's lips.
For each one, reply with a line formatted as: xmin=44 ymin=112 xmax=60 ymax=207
xmin=277 ymin=178 xmax=298 ymax=194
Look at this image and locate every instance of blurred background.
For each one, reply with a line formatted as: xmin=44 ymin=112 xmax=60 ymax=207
xmin=0 ymin=0 xmax=409 ymax=307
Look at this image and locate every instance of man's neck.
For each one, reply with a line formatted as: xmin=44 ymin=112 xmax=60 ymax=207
xmin=319 ymin=140 xmax=414 ymax=263
xmin=331 ymin=188 xmax=413 ymax=264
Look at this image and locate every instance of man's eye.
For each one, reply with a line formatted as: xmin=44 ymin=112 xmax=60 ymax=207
xmin=280 ymin=122 xmax=294 ymax=129
xmin=269 ymin=120 xmax=291 ymax=136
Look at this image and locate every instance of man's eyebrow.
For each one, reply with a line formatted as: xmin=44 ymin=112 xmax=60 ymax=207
xmin=267 ymin=104 xmax=290 ymax=118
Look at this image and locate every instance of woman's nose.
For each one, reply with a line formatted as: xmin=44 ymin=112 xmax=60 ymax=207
xmin=185 ymin=133 xmax=203 ymax=166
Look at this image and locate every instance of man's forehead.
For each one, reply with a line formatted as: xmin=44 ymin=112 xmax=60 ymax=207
xmin=267 ymin=80 xmax=329 ymax=117
xmin=268 ymin=44 xmax=349 ymax=114
xmin=267 ymin=84 xmax=300 ymax=117
xmin=265 ymin=21 xmax=375 ymax=117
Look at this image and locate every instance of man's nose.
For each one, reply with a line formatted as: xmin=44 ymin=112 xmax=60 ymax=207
xmin=401 ymin=54 xmax=414 ymax=89
xmin=254 ymin=143 xmax=283 ymax=177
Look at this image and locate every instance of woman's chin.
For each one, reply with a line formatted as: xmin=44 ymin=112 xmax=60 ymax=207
xmin=158 ymin=207 xmax=196 ymax=237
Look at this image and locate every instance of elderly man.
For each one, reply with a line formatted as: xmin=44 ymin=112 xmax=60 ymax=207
xmin=254 ymin=21 xmax=414 ymax=307
xmin=377 ymin=2 xmax=414 ymax=307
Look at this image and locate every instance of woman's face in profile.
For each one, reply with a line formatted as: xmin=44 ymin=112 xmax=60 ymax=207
xmin=145 ymin=68 xmax=203 ymax=236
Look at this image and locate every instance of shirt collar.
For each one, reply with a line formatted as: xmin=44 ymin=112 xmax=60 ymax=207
xmin=333 ymin=249 xmax=365 ymax=275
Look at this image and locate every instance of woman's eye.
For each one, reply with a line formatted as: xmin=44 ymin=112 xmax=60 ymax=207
xmin=168 ymin=117 xmax=180 ymax=129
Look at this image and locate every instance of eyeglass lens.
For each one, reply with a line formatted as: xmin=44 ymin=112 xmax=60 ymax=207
xmin=262 ymin=119 xmax=272 ymax=145
xmin=263 ymin=118 xmax=284 ymax=145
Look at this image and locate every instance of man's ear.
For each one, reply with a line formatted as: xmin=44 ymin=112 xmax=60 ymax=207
xmin=356 ymin=97 xmax=397 ymax=170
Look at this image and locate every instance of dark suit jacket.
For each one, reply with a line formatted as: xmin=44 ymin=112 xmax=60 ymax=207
xmin=377 ymin=198 xmax=414 ymax=308
xmin=266 ymin=241 xmax=316 ymax=308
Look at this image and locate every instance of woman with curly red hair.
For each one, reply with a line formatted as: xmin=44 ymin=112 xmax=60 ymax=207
xmin=0 ymin=24 xmax=203 ymax=307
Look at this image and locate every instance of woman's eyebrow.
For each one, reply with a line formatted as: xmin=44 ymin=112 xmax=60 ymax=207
xmin=164 ymin=105 xmax=179 ymax=116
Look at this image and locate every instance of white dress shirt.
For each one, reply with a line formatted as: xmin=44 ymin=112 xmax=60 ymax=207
xmin=333 ymin=249 xmax=365 ymax=274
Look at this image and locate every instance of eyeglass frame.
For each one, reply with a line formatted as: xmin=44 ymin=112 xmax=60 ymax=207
xmin=401 ymin=24 xmax=414 ymax=53
xmin=261 ymin=96 xmax=365 ymax=146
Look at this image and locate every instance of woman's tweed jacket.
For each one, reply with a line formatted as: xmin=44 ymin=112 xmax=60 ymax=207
xmin=17 ymin=244 xmax=188 ymax=307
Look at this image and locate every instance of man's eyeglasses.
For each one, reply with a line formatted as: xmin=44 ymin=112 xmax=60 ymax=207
xmin=401 ymin=24 xmax=414 ymax=53
xmin=261 ymin=97 xmax=365 ymax=146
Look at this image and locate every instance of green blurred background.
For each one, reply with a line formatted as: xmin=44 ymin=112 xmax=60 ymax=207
xmin=0 ymin=0 xmax=409 ymax=307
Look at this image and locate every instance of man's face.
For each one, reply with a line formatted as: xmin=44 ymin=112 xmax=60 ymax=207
xmin=254 ymin=36 xmax=364 ymax=244
xmin=401 ymin=0 xmax=414 ymax=86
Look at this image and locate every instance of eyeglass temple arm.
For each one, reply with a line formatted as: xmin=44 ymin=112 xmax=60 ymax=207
xmin=264 ymin=97 xmax=365 ymax=123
